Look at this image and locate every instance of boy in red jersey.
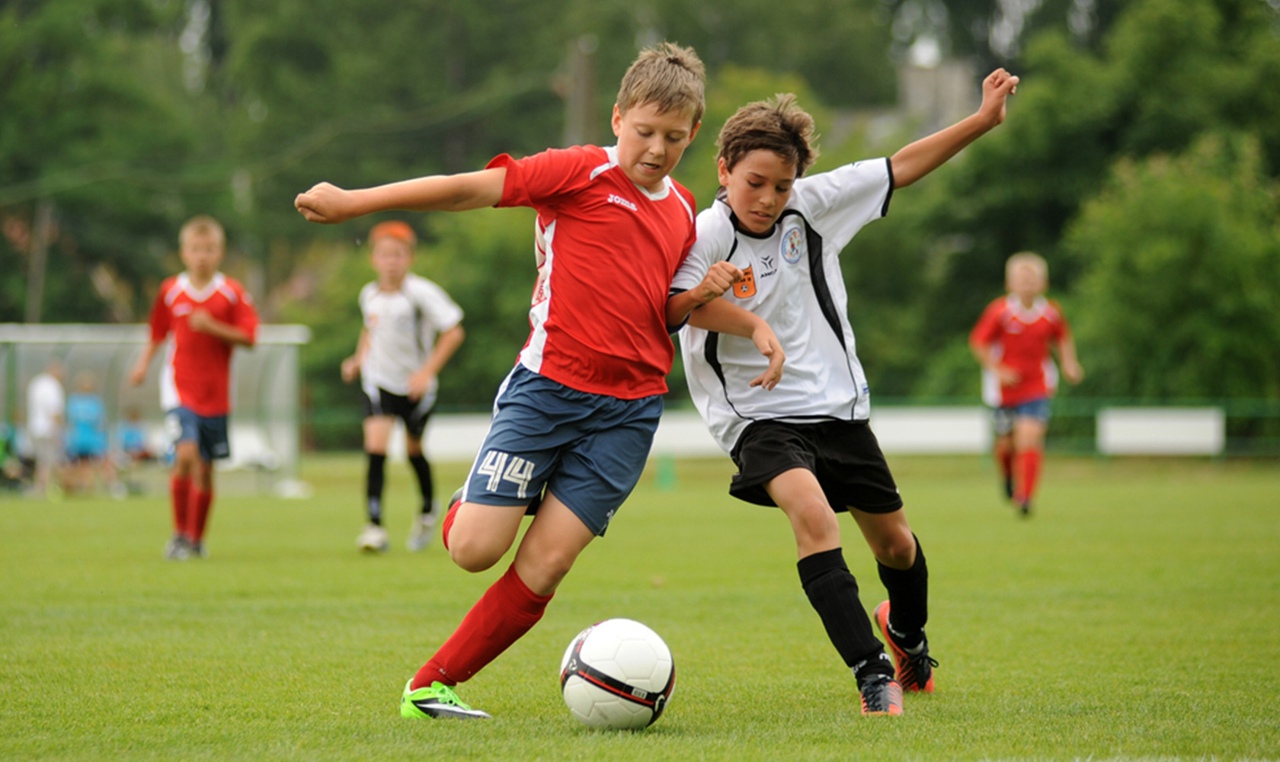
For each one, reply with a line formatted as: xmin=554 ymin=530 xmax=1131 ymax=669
xmin=970 ymin=251 xmax=1083 ymax=516
xmin=129 ymin=216 xmax=259 ymax=559
xmin=296 ymin=42 xmax=781 ymax=720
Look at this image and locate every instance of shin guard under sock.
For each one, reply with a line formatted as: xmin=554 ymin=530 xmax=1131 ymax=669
xmin=189 ymin=488 xmax=213 ymax=542
xmin=1016 ymin=448 xmax=1043 ymax=503
xmin=413 ymin=565 xmax=553 ymax=688
xmin=876 ymin=535 xmax=928 ymax=649
xmin=365 ymin=453 xmax=386 ymax=525
xmin=407 ymin=453 xmax=434 ymax=514
xmin=798 ymin=548 xmax=890 ymax=679
xmin=170 ymin=475 xmax=192 ymax=538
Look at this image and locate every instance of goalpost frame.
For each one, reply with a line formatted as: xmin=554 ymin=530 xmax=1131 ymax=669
xmin=0 ymin=323 xmax=310 ymax=495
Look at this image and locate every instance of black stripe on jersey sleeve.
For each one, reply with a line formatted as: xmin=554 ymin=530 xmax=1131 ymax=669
xmin=882 ymin=157 xmax=895 ymax=218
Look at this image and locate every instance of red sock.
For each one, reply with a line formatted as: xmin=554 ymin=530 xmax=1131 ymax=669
xmin=1015 ymin=449 xmax=1043 ymax=503
xmin=995 ymin=439 xmax=1014 ymax=482
xmin=412 ymin=565 xmax=553 ymax=689
xmin=189 ymin=488 xmax=213 ymax=542
xmin=170 ymin=476 xmax=192 ymax=538
xmin=440 ymin=497 xmax=462 ymax=551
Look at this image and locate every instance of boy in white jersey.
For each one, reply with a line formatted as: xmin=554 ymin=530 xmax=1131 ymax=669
xmin=342 ymin=220 xmax=465 ymax=553
xmin=297 ymin=42 xmax=781 ymax=720
xmin=668 ymin=69 xmax=1020 ymax=716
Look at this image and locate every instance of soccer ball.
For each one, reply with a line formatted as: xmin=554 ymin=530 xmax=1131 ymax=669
xmin=559 ymin=618 xmax=676 ymax=729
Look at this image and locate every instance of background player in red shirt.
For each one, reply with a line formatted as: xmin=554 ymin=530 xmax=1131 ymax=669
xmin=297 ymin=42 xmax=780 ymax=720
xmin=129 ymin=215 xmax=259 ymax=558
xmin=970 ymin=251 xmax=1083 ymax=516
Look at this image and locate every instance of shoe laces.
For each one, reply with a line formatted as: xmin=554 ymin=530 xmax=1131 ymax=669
xmin=901 ymin=643 xmax=938 ymax=684
xmin=860 ymin=675 xmax=900 ymax=713
xmin=431 ymin=683 xmax=470 ymax=709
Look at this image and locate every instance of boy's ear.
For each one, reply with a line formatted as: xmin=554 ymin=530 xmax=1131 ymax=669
xmin=611 ymin=104 xmax=623 ymax=137
xmin=688 ymin=120 xmax=701 ymax=142
xmin=716 ymin=156 xmax=730 ymax=187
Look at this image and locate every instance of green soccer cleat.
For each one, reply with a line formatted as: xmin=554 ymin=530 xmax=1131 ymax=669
xmin=400 ymin=680 xmax=491 ymax=720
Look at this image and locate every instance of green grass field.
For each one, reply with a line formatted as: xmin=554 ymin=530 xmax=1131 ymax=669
xmin=2 ymin=453 xmax=1277 ymax=761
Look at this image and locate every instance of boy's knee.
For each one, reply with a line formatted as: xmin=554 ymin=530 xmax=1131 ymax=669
xmin=446 ymin=533 xmax=504 ymax=573
xmin=871 ymin=530 xmax=917 ymax=569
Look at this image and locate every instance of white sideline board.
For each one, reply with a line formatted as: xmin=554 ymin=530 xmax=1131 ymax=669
xmin=1096 ymin=407 xmax=1225 ymax=456
xmin=869 ymin=406 xmax=992 ymax=454
xmin=404 ymin=408 xmax=993 ymax=462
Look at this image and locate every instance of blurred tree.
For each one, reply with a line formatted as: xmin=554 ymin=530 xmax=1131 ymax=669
xmin=1065 ymin=134 xmax=1280 ymax=400
xmin=0 ymin=0 xmax=195 ymax=322
xmin=902 ymin=0 xmax=1280 ymax=397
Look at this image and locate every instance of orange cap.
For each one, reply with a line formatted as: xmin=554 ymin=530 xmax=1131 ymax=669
xmin=369 ymin=220 xmax=417 ymax=247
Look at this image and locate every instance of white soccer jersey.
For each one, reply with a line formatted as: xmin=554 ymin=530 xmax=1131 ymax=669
xmin=672 ymin=159 xmax=893 ymax=454
xmin=359 ymin=273 xmax=463 ymax=399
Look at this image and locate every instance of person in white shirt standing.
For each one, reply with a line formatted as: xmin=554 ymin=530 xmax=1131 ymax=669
xmin=667 ymin=69 xmax=1020 ymax=716
xmin=342 ymin=220 xmax=465 ymax=553
xmin=26 ymin=358 xmax=66 ymax=499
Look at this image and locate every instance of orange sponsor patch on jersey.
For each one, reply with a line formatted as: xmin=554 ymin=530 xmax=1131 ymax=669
xmin=733 ymin=266 xmax=757 ymax=298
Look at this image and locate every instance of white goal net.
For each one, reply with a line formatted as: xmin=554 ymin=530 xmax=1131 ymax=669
xmin=0 ymin=323 xmax=310 ymax=496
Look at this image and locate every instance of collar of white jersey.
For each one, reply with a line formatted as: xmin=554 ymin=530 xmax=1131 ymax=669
xmin=716 ymin=192 xmax=779 ymax=240
xmin=603 ymin=146 xmax=672 ymax=200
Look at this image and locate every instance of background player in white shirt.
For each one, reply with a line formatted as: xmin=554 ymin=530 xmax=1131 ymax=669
xmin=25 ymin=359 xmax=65 ymax=499
xmin=342 ymin=220 xmax=465 ymax=553
xmin=668 ymin=69 xmax=1020 ymax=716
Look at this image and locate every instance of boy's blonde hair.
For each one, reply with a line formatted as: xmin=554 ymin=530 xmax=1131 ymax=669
xmin=616 ymin=42 xmax=706 ymax=126
xmin=1005 ymin=251 xmax=1048 ymax=287
xmin=179 ymin=215 xmax=225 ymax=248
xmin=717 ymin=93 xmax=820 ymax=177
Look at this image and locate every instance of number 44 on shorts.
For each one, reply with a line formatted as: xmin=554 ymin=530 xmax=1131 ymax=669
xmin=477 ymin=451 xmax=535 ymax=500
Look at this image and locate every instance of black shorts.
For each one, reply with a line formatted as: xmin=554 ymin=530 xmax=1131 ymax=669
xmin=362 ymin=387 xmax=434 ymax=439
xmin=729 ymin=419 xmax=904 ymax=514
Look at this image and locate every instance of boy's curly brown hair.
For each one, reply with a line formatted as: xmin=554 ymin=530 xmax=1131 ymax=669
xmin=716 ymin=94 xmax=820 ymax=177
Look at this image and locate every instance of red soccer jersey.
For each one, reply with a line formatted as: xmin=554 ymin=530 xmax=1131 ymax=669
xmin=970 ymin=295 xmax=1070 ymax=407
xmin=147 ymin=273 xmax=259 ymax=417
xmin=489 ymin=145 xmax=697 ymax=399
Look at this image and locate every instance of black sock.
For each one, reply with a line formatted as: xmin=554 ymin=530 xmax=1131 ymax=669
xmin=366 ymin=453 xmax=386 ymax=525
xmin=876 ymin=534 xmax=928 ymax=650
xmin=797 ymin=548 xmax=891 ymax=680
xmin=407 ymin=453 xmax=434 ymax=514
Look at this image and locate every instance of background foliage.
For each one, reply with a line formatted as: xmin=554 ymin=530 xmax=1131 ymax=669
xmin=3 ymin=0 xmax=1279 ymax=427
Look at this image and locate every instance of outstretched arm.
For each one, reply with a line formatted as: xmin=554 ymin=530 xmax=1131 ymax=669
xmin=295 ymin=168 xmax=507 ymax=224
xmin=890 ymin=68 xmax=1019 ymax=189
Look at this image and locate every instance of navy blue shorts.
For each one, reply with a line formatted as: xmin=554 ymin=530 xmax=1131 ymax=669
xmin=462 ymin=365 xmax=662 ymax=536
xmin=729 ymin=418 xmax=904 ymax=514
xmin=165 ymin=407 xmax=230 ymax=462
xmin=993 ymin=397 xmax=1052 ymax=436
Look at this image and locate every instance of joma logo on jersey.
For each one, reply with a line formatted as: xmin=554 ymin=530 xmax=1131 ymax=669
xmin=607 ymin=194 xmax=638 ymax=212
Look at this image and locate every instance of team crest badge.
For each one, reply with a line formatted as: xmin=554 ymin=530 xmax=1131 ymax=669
xmin=781 ymin=225 xmax=805 ymax=264
xmin=733 ymin=266 xmax=757 ymax=298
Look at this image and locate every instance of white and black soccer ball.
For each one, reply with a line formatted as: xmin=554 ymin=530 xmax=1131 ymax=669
xmin=559 ymin=618 xmax=675 ymax=729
